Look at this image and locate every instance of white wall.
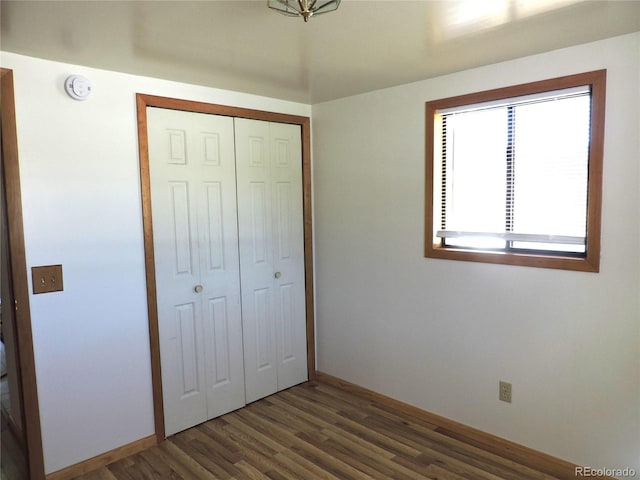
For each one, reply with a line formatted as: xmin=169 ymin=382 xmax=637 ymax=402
xmin=0 ymin=52 xmax=311 ymax=474
xmin=313 ymin=33 xmax=640 ymax=473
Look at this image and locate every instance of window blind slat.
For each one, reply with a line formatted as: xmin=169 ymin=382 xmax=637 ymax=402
xmin=436 ymin=230 xmax=585 ymax=245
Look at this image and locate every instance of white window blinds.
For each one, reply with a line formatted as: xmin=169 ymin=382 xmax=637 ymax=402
xmin=436 ymin=87 xmax=591 ymax=254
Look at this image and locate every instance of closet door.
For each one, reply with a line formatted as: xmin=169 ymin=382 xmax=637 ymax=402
xmin=235 ymin=118 xmax=308 ymax=404
xmin=147 ymin=108 xmax=245 ymax=436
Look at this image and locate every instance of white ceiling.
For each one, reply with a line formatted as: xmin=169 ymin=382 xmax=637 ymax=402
xmin=2 ymin=1 xmax=639 ymax=104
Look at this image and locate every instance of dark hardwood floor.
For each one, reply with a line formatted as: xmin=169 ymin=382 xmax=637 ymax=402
xmin=73 ymin=381 xmax=564 ymax=480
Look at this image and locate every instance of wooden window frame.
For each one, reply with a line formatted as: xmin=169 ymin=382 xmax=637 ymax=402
xmin=424 ymin=70 xmax=606 ymax=272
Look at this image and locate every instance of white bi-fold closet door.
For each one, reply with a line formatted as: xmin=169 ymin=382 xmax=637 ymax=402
xmin=147 ymin=107 xmax=308 ymax=436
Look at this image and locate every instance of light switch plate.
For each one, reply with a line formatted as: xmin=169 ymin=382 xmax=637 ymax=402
xmin=32 ymin=265 xmax=64 ymax=294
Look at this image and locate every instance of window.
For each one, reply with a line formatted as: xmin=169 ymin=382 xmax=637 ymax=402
xmin=425 ymin=70 xmax=606 ymax=271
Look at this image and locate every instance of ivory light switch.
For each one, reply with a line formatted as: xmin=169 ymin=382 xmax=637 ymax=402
xmin=32 ymin=265 xmax=63 ymax=294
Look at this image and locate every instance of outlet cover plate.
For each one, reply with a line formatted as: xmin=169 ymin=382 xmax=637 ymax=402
xmin=32 ymin=265 xmax=64 ymax=294
xmin=499 ymin=381 xmax=512 ymax=403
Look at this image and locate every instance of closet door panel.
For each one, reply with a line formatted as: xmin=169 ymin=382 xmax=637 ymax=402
xmin=236 ymin=119 xmax=307 ymax=403
xmin=148 ymin=108 xmax=206 ymax=435
xmin=235 ymin=118 xmax=278 ymax=403
xmin=148 ymin=108 xmax=244 ymax=435
xmin=193 ymin=113 xmax=246 ymax=418
xmin=150 ymin=108 xmax=307 ymax=429
xmin=269 ymin=122 xmax=308 ymax=390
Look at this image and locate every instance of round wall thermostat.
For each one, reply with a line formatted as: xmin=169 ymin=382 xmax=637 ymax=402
xmin=64 ymin=75 xmax=92 ymax=100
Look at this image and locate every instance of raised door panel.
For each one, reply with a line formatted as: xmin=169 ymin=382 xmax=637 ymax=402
xmin=202 ymin=182 xmax=224 ymax=271
xmin=175 ymin=303 xmax=199 ymax=395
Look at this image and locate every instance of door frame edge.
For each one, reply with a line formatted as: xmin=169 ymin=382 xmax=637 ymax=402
xmin=1 ymin=67 xmax=46 ymax=479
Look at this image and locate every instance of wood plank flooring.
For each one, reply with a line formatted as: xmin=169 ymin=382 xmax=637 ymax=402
xmin=73 ymin=381 xmax=564 ymax=480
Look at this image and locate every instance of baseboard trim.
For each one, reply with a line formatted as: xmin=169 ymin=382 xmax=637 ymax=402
xmin=315 ymin=371 xmax=613 ymax=480
xmin=46 ymin=435 xmax=157 ymax=480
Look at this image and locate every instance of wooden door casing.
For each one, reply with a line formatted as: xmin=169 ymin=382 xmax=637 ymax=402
xmin=138 ymin=95 xmax=314 ymax=440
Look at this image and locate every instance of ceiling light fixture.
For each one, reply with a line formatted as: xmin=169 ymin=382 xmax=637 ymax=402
xmin=267 ymin=0 xmax=341 ymax=22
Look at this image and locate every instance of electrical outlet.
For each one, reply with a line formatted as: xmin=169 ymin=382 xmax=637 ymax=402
xmin=499 ymin=381 xmax=512 ymax=403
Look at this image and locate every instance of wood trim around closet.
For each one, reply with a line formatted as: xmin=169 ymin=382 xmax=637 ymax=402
xmin=135 ymin=94 xmax=315 ymax=442
xmin=1 ymin=68 xmax=46 ymax=479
